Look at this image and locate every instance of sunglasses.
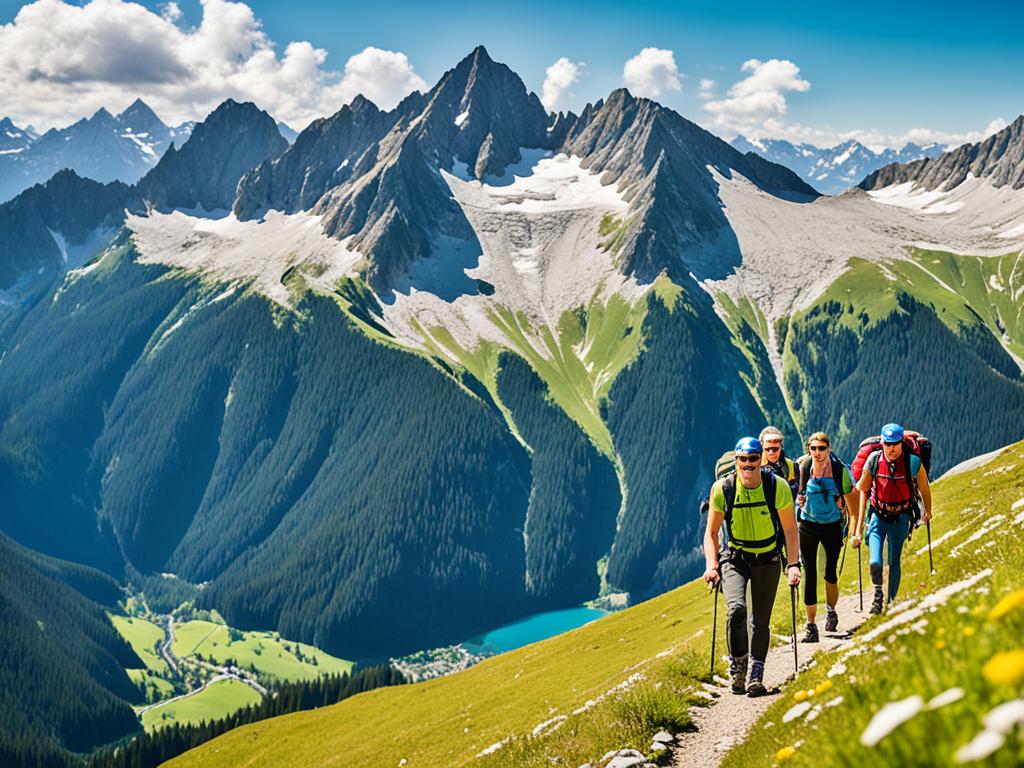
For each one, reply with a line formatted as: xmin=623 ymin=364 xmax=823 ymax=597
xmin=736 ymin=454 xmax=761 ymax=464
xmin=809 ymin=445 xmax=829 ymax=452
xmin=764 ymin=446 xmax=782 ymax=454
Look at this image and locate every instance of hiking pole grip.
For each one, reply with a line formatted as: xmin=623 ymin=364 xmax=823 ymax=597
xmin=790 ymin=584 xmax=798 ymax=673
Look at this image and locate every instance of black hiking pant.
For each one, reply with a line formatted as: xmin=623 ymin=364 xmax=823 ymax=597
xmin=722 ymin=549 xmax=782 ymax=663
xmin=798 ymin=520 xmax=844 ymax=606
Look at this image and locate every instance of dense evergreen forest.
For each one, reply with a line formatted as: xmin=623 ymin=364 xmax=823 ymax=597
xmin=604 ymin=287 xmax=777 ymax=597
xmin=786 ymin=293 xmax=1024 ymax=472
xmin=88 ymin=666 xmax=405 ymax=768
xmin=496 ymin=354 xmax=620 ymax=605
xmin=0 ymin=533 xmax=142 ymax=762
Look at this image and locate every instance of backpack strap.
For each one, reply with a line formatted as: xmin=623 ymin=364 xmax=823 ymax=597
xmin=830 ymin=454 xmax=847 ymax=507
xmin=721 ymin=469 xmax=781 ymax=552
xmin=797 ymin=456 xmax=813 ymax=495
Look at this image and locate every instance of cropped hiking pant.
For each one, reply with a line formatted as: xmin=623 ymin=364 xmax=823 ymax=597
xmin=866 ymin=511 xmax=912 ymax=601
xmin=721 ymin=550 xmax=781 ymax=663
xmin=798 ymin=520 xmax=844 ymax=607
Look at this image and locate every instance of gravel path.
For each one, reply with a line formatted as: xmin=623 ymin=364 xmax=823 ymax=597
xmin=671 ymin=592 xmax=866 ymax=768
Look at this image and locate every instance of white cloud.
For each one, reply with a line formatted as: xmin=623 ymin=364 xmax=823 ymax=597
xmin=541 ymin=57 xmax=583 ymax=112
xmin=698 ymin=78 xmax=717 ymax=99
xmin=622 ymin=47 xmax=682 ymax=100
xmin=704 ymin=58 xmax=810 ymax=134
xmin=0 ymin=0 xmax=427 ymax=131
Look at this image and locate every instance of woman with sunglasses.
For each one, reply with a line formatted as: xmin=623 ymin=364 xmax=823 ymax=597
xmin=795 ymin=432 xmax=858 ymax=642
xmin=759 ymin=426 xmax=798 ymax=495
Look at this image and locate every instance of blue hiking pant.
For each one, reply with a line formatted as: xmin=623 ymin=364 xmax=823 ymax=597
xmin=866 ymin=512 xmax=912 ymax=601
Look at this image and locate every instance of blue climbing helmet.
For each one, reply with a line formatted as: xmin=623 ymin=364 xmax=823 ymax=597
xmin=734 ymin=436 xmax=762 ymax=455
xmin=880 ymin=423 xmax=904 ymax=444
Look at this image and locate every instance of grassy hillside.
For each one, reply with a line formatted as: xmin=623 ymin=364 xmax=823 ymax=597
xmin=782 ymin=250 xmax=1024 ymax=471
xmin=168 ymin=439 xmax=1024 ymax=768
xmin=725 ymin=440 xmax=1024 ymax=767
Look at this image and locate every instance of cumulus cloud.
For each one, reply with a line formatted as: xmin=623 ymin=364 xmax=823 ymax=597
xmin=541 ymin=57 xmax=583 ymax=112
xmin=703 ymin=58 xmax=810 ymax=134
xmin=0 ymin=0 xmax=427 ymax=130
xmin=622 ymin=47 xmax=682 ymax=100
xmin=698 ymin=78 xmax=717 ymax=99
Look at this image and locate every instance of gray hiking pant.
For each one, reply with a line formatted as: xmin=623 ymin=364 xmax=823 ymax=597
xmin=722 ymin=550 xmax=782 ymax=663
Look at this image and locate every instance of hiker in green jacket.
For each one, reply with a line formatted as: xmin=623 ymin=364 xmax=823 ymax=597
xmin=703 ymin=437 xmax=800 ymax=697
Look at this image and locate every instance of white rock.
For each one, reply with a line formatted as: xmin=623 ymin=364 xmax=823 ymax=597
xmin=652 ymin=730 xmax=675 ymax=743
xmin=650 ymin=742 xmax=668 ymax=753
xmin=604 ymin=751 xmax=647 ymax=768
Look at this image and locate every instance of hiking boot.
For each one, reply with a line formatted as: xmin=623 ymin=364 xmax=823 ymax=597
xmin=870 ymin=589 xmax=884 ymax=615
xmin=802 ymin=623 xmax=819 ymax=643
xmin=747 ymin=659 xmax=768 ymax=697
xmin=825 ymin=609 xmax=839 ymax=633
xmin=729 ymin=655 xmax=748 ymax=695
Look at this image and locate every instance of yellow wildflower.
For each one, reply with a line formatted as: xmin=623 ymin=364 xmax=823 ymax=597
xmin=776 ymin=745 xmax=797 ymax=761
xmin=815 ymin=679 xmax=833 ymax=694
xmin=963 ymin=627 xmax=976 ymax=637
xmin=935 ymin=640 xmax=946 ymax=650
xmin=988 ymin=589 xmax=1024 ymax=621
xmin=793 ymin=690 xmax=808 ymax=702
xmin=982 ymin=650 xmax=1024 ymax=686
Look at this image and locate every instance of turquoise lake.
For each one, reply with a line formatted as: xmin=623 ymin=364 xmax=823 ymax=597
xmin=463 ymin=606 xmax=609 ymax=655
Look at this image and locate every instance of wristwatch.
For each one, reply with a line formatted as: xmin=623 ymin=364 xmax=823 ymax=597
xmin=786 ymin=562 xmax=802 ymax=570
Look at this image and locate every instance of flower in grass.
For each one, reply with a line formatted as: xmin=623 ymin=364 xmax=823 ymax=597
xmin=935 ymin=640 xmax=947 ymax=650
xmin=982 ymin=650 xmax=1024 ymax=686
xmin=776 ymin=745 xmax=797 ymax=761
xmin=815 ymin=679 xmax=833 ymax=694
xmin=988 ymin=589 xmax=1024 ymax=621
xmin=793 ymin=690 xmax=808 ymax=702
xmin=963 ymin=627 xmax=976 ymax=637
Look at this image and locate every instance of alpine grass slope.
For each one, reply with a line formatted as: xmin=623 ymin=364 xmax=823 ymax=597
xmin=162 ymin=441 xmax=1024 ymax=768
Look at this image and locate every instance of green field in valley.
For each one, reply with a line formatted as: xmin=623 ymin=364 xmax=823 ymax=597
xmin=171 ymin=620 xmax=353 ymax=682
xmin=111 ymin=615 xmax=168 ymax=675
xmin=140 ymin=678 xmax=263 ymax=732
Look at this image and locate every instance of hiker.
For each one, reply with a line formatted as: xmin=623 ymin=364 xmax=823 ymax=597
xmin=760 ymin=426 xmax=798 ymax=494
xmin=703 ymin=437 xmax=800 ymax=697
xmin=795 ymin=432 xmax=858 ymax=641
xmin=851 ymin=423 xmax=932 ymax=614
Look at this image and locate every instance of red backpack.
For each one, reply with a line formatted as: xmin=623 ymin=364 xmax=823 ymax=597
xmin=850 ymin=431 xmax=932 ymax=482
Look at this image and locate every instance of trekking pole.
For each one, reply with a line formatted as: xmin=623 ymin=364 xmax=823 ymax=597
xmin=857 ymin=545 xmax=863 ymax=612
xmin=709 ymin=580 xmax=720 ymax=680
xmin=926 ymin=520 xmax=935 ymax=575
xmin=790 ymin=584 xmax=799 ymax=673
xmin=838 ymin=535 xmax=848 ymax=579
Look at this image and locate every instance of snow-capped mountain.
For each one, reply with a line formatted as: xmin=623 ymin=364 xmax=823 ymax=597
xmin=0 ymin=99 xmax=194 ymax=203
xmin=861 ymin=114 xmax=1024 ymax=192
xmin=731 ymin=135 xmax=943 ymax=195
xmin=0 ymin=117 xmax=36 ymax=157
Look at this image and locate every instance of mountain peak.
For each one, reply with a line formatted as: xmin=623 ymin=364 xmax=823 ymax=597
xmin=118 ymin=98 xmax=161 ymax=124
xmin=349 ymin=94 xmax=381 ymax=114
xmin=90 ymin=107 xmax=115 ymax=123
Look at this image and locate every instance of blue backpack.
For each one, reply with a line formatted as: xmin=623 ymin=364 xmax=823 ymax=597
xmin=796 ymin=454 xmax=848 ymax=525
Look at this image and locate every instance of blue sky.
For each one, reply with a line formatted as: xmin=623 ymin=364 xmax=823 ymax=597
xmin=1 ymin=0 xmax=1021 ymax=147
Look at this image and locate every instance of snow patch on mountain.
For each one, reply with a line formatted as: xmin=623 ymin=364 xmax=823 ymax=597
xmin=128 ymin=209 xmax=364 ymax=306
xmin=379 ymin=152 xmax=646 ymax=354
